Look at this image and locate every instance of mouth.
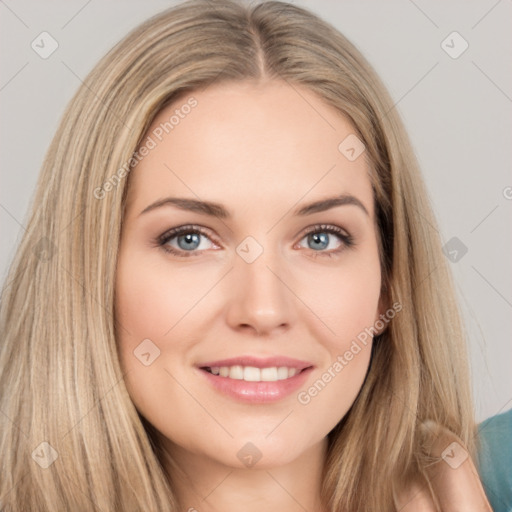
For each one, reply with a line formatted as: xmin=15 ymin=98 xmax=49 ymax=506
xmin=197 ymin=356 xmax=314 ymax=403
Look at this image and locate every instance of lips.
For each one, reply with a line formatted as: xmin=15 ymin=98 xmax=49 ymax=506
xmin=197 ymin=356 xmax=314 ymax=403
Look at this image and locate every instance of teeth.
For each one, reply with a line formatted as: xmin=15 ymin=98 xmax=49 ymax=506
xmin=277 ymin=367 xmax=289 ymax=380
xmin=261 ymin=367 xmax=278 ymax=381
xmin=229 ymin=365 xmax=244 ymax=380
xmin=243 ymin=366 xmax=260 ymax=381
xmin=206 ymin=365 xmax=301 ymax=382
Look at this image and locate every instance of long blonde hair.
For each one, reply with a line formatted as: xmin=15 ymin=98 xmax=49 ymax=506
xmin=0 ymin=1 xmax=475 ymax=510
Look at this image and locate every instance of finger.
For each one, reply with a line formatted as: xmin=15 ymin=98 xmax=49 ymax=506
xmin=394 ymin=477 xmax=437 ymax=512
xmin=419 ymin=421 xmax=493 ymax=512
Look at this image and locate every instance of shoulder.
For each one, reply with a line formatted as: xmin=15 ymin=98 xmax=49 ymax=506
xmin=476 ymin=408 xmax=512 ymax=512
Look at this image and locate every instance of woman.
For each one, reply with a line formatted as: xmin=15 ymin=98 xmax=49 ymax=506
xmin=0 ymin=1 xmax=498 ymax=510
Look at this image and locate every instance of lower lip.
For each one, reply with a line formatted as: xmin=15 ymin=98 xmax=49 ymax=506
xmin=198 ymin=367 xmax=313 ymax=403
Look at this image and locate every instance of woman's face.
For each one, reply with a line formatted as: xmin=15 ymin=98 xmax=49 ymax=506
xmin=115 ymin=79 xmax=384 ymax=470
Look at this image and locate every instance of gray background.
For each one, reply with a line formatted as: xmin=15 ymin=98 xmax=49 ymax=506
xmin=1 ymin=0 xmax=510 ymax=422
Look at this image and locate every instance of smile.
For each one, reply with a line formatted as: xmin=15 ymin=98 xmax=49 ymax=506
xmin=203 ymin=365 xmax=302 ymax=382
xmin=197 ymin=356 xmax=314 ymax=403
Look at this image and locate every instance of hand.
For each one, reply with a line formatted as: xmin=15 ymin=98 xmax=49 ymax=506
xmin=394 ymin=421 xmax=493 ymax=511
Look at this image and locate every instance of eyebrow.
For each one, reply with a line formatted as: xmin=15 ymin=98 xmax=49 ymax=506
xmin=139 ymin=194 xmax=369 ymax=218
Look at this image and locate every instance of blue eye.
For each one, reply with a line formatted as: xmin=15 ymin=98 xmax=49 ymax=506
xmin=176 ymin=232 xmax=201 ymax=250
xmin=297 ymin=225 xmax=354 ymax=255
xmin=158 ymin=226 xmax=216 ymax=257
xmin=306 ymin=232 xmax=332 ymax=250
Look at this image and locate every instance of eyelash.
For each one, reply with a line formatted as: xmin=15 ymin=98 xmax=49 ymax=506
xmin=155 ymin=223 xmax=355 ymax=258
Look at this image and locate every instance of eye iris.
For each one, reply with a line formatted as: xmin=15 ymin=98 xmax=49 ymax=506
xmin=177 ymin=233 xmax=201 ymax=250
xmin=308 ymin=232 xmax=329 ymax=250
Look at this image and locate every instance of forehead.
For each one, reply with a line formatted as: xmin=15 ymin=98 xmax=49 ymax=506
xmin=125 ymin=80 xmax=373 ymax=219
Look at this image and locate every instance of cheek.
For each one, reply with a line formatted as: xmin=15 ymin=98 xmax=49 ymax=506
xmin=114 ymin=247 xmax=226 ymax=412
xmin=115 ymin=250 xmax=216 ymax=345
xmin=291 ymin=247 xmax=381 ymax=423
xmin=114 ymin=247 xmax=185 ymax=390
xmin=114 ymin=249 xmax=201 ymax=430
xmin=294 ymin=246 xmax=382 ymax=342
xmin=296 ymin=340 xmax=372 ymax=432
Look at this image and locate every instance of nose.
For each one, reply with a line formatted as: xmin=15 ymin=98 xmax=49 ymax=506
xmin=225 ymin=246 xmax=295 ymax=336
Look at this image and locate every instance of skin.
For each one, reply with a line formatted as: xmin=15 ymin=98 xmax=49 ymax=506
xmin=114 ymin=79 xmax=491 ymax=511
xmin=395 ymin=422 xmax=493 ymax=511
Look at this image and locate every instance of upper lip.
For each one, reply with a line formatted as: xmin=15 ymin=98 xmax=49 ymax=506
xmin=198 ymin=356 xmax=314 ymax=371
